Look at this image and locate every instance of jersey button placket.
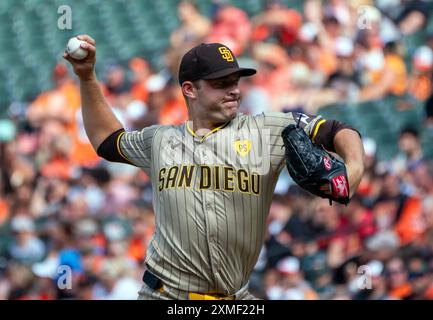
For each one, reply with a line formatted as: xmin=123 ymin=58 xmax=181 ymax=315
xmin=200 ymin=141 xmax=220 ymax=278
xmin=202 ymin=146 xmax=209 ymax=163
xmin=205 ymin=201 xmax=220 ymax=275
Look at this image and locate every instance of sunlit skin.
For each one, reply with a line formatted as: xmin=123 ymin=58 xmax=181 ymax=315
xmin=181 ymin=73 xmax=241 ymax=134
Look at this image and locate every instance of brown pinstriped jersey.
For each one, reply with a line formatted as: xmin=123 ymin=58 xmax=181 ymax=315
xmin=119 ymin=112 xmax=324 ymax=296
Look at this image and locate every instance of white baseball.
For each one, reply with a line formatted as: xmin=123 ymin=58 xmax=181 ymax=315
xmin=66 ymin=37 xmax=89 ymax=60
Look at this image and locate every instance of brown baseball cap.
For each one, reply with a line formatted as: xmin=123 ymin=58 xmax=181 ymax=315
xmin=178 ymin=43 xmax=256 ymax=85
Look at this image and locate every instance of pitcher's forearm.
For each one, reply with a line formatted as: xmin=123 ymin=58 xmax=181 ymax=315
xmin=80 ymin=75 xmax=123 ymax=150
xmin=63 ymin=34 xmax=124 ymax=151
xmin=334 ymin=129 xmax=365 ymax=197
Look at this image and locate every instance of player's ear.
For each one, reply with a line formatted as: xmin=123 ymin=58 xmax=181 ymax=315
xmin=182 ymin=81 xmax=197 ymax=99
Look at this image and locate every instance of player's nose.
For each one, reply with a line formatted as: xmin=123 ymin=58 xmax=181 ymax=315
xmin=228 ymin=85 xmax=240 ymax=97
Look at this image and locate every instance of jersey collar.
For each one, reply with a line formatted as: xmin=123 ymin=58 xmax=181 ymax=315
xmin=185 ymin=120 xmax=231 ymax=143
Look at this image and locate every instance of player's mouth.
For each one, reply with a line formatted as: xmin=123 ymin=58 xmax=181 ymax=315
xmin=223 ymin=99 xmax=239 ymax=108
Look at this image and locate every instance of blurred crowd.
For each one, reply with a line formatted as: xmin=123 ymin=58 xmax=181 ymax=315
xmin=1 ymin=0 xmax=433 ymax=299
xmin=252 ymin=126 xmax=433 ymax=299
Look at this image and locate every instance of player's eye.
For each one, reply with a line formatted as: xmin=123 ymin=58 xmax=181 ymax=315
xmin=210 ymin=77 xmax=239 ymax=88
xmin=220 ymin=80 xmax=238 ymax=88
xmin=210 ymin=81 xmax=225 ymax=88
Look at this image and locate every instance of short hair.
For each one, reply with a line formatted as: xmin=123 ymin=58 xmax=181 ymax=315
xmin=399 ymin=126 xmax=419 ymax=138
xmin=396 ymin=1 xmax=429 ymax=27
xmin=384 ymin=41 xmax=398 ymax=54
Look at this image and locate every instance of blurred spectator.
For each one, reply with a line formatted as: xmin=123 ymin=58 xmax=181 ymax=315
xmin=3 ymin=263 xmax=37 ymax=299
xmin=385 ymin=257 xmax=413 ymax=299
xmin=353 ymin=260 xmax=392 ymax=300
xmin=127 ymin=211 xmax=154 ymax=264
xmin=8 ymin=215 xmax=45 ymax=265
xmin=207 ymin=5 xmax=251 ymax=55
xmin=357 ymin=138 xmax=380 ymax=201
xmin=250 ymin=43 xmax=292 ymax=111
xmin=358 ymin=41 xmax=407 ymax=102
xmin=95 ymin=240 xmax=142 ymax=300
xmin=141 ymin=73 xmax=188 ymax=127
xmin=325 ymin=37 xmax=362 ymax=102
xmin=103 ymin=63 xmax=131 ymax=98
xmin=392 ymin=127 xmax=425 ymax=174
xmin=395 ymin=0 xmax=429 ymax=36
xmin=27 ymin=62 xmax=100 ymax=168
xmin=323 ymin=0 xmax=351 ymax=25
xmin=276 ymin=256 xmax=318 ymax=300
xmin=158 ymin=79 xmax=189 ymax=126
xmin=129 ymin=57 xmax=151 ymax=104
xmin=170 ymin=0 xmax=211 ymax=50
xmin=238 ymin=61 xmax=272 ymax=115
xmin=408 ymin=46 xmax=433 ymax=101
xmin=251 ymin=0 xmax=302 ymax=47
xmin=27 ymin=62 xmax=79 ymax=127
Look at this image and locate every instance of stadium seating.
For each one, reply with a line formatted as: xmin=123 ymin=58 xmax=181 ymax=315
xmin=318 ymin=97 xmax=429 ymax=161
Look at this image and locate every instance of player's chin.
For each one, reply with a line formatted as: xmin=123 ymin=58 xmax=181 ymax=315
xmin=222 ymin=109 xmax=238 ymax=122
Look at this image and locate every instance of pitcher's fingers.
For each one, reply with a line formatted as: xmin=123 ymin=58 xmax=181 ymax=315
xmin=63 ymin=51 xmax=73 ymax=62
xmin=63 ymin=50 xmax=80 ymax=62
xmin=80 ymin=42 xmax=95 ymax=57
xmin=77 ymin=34 xmax=96 ymax=46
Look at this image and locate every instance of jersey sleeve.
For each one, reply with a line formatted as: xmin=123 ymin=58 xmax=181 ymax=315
xmin=119 ymin=125 xmax=162 ymax=171
xmin=256 ymin=112 xmax=325 ymax=172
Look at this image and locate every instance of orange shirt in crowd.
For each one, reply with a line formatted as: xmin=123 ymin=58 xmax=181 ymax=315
xmin=158 ymin=92 xmax=188 ymax=125
xmin=0 ymin=199 xmax=9 ymax=225
xmin=389 ymin=283 xmax=413 ymax=299
xmin=69 ymin=135 xmax=101 ymax=168
xmin=395 ymin=196 xmax=425 ymax=245
xmin=129 ymin=57 xmax=150 ymax=103
xmin=409 ymin=73 xmax=432 ymax=101
xmin=370 ymin=53 xmax=407 ymax=96
xmin=131 ymin=81 xmax=149 ymax=103
xmin=40 ymin=156 xmax=74 ymax=180
xmin=128 ymin=222 xmax=154 ymax=262
xmin=67 ymin=83 xmax=102 ymax=167
xmin=207 ymin=6 xmax=251 ymax=56
xmin=317 ymin=47 xmax=337 ymax=77
xmin=28 ymin=80 xmax=79 ymax=126
xmin=252 ymin=9 xmax=302 ymax=46
xmin=29 ymin=80 xmax=101 ymax=167
xmin=424 ymin=283 xmax=433 ymax=299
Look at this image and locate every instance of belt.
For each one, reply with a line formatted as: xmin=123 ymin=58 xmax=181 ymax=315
xmin=142 ymin=270 xmax=164 ymax=293
xmin=142 ymin=270 xmax=236 ymax=300
xmin=188 ymin=293 xmax=235 ymax=300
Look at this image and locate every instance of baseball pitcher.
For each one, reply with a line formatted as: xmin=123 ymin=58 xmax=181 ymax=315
xmin=64 ymin=36 xmax=365 ymax=300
